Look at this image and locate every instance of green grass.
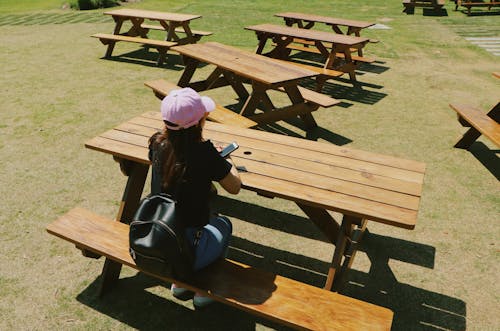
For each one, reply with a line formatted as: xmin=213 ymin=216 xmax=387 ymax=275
xmin=0 ymin=0 xmax=499 ymax=330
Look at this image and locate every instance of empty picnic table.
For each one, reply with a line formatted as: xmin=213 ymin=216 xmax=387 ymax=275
xmin=275 ymin=12 xmax=376 ymax=56
xmin=171 ymin=41 xmax=340 ymax=129
xmin=245 ymin=23 xmax=371 ymax=83
xmin=91 ymin=8 xmax=211 ymax=66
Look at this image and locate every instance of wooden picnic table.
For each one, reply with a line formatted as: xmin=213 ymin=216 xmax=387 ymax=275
xmin=171 ymin=41 xmax=340 ymax=129
xmin=92 ymin=9 xmax=211 ymax=65
xmin=104 ymin=8 xmax=202 ymax=43
xmin=85 ymin=112 xmax=426 ymax=291
xmin=245 ymin=23 xmax=371 ymax=82
xmin=275 ymin=12 xmax=376 ymax=56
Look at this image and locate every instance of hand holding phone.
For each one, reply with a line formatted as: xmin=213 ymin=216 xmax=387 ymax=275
xmin=220 ymin=142 xmax=239 ymax=158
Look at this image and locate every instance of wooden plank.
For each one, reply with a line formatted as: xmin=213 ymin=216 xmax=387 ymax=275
xmin=135 ymin=111 xmax=427 ymax=174
xmin=140 ymin=24 xmax=213 ymax=36
xmin=47 ymin=207 xmax=393 ymax=331
xmin=99 ymin=122 xmax=424 ymax=196
xmin=91 ymin=33 xmax=177 ymax=47
xmin=103 ymin=8 xmax=201 ymax=22
xmin=449 ymin=103 xmax=500 ymax=147
xmin=171 ymin=42 xmax=317 ymax=86
xmin=245 ymin=24 xmax=369 ymax=46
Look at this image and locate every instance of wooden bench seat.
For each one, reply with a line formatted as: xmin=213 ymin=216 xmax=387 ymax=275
xmin=144 ymin=79 xmax=257 ymax=128
xmin=276 ymin=85 xmax=341 ymax=108
xmin=47 ymin=207 xmax=394 ymax=330
xmin=278 ymin=60 xmax=344 ymax=92
xmin=449 ymin=103 xmax=500 ymax=149
xmin=140 ymin=23 xmax=213 ymax=39
xmin=455 ymin=0 xmax=500 ymax=15
xmin=285 ymin=43 xmax=375 ymax=63
xmin=91 ymin=33 xmax=177 ymax=66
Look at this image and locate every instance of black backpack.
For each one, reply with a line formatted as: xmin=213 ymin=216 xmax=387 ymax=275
xmin=129 ymin=134 xmax=197 ymax=280
xmin=129 ymin=193 xmax=195 ymax=280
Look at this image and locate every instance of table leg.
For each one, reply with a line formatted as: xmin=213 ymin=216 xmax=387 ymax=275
xmin=178 ymin=57 xmax=200 ymax=87
xmin=105 ymin=18 xmax=125 ymax=57
xmin=222 ymin=70 xmax=250 ymax=101
xmin=296 ymin=203 xmax=340 ymax=243
xmin=284 ymin=85 xmax=318 ymax=129
xmin=347 ymin=27 xmax=364 ymax=57
xmin=324 ymin=215 xmax=360 ymax=291
xmin=240 ymin=83 xmax=269 ymax=117
xmin=255 ymin=33 xmax=269 ymax=55
xmin=128 ymin=18 xmax=147 ymax=38
xmin=334 ymin=219 xmax=368 ymax=290
xmin=98 ymin=159 xmax=149 ymax=297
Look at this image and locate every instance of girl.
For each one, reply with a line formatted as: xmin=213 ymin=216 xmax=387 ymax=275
xmin=149 ymin=87 xmax=241 ymax=308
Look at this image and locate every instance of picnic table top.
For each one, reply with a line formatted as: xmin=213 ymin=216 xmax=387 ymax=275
xmin=171 ymin=42 xmax=318 ymax=85
xmin=103 ymin=8 xmax=201 ymax=22
xmin=275 ymin=12 xmax=375 ymax=29
xmin=85 ymin=112 xmax=426 ymax=229
xmin=245 ymin=23 xmax=370 ymax=46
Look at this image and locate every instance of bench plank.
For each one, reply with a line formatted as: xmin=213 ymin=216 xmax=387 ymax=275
xmin=140 ymin=23 xmax=213 ymax=37
xmin=91 ymin=33 xmax=177 ymax=66
xmin=275 ymin=86 xmax=340 ymax=108
xmin=91 ymin=33 xmax=177 ymax=48
xmin=47 ymin=207 xmax=394 ymax=331
xmin=449 ymin=103 xmax=500 ymax=148
xmin=144 ymin=79 xmax=257 ymax=128
xmin=285 ymin=43 xmax=375 ymax=63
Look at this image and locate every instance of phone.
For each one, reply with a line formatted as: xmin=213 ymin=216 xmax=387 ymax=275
xmin=220 ymin=142 xmax=239 ymax=158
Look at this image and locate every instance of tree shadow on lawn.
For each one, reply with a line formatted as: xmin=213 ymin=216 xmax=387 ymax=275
xmin=75 ymin=196 xmax=466 ymax=331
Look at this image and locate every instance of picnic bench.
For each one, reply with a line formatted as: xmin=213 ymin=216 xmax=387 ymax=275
xmin=91 ymin=9 xmax=211 ymax=66
xmin=47 ymin=207 xmax=393 ymax=330
xmin=46 ymin=110 xmax=427 ymax=328
xmin=143 ymin=79 xmax=258 ymax=128
xmin=449 ymin=102 xmax=500 ymax=149
xmin=403 ymin=0 xmax=445 ymax=13
xmin=274 ymin=12 xmax=377 ymax=56
xmin=454 ymin=0 xmax=500 ymax=15
xmin=172 ymin=41 xmax=340 ymax=128
xmin=245 ymin=23 xmax=372 ymax=83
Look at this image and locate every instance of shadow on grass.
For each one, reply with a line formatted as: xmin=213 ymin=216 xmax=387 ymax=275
xmin=75 ymin=196 xmax=466 ymax=330
xmin=423 ymin=8 xmax=449 ymax=16
xmin=468 ymin=142 xmax=500 ymax=180
xmin=221 ymin=98 xmax=353 ymax=145
xmin=457 ymin=9 xmax=500 ymax=16
xmin=76 ymin=272 xmax=289 ymax=331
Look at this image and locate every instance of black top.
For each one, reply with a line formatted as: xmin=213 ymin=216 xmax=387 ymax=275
xmin=149 ymin=138 xmax=232 ymax=228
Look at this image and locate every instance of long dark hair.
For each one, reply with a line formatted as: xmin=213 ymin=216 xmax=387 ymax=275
xmin=150 ymin=121 xmax=203 ymax=191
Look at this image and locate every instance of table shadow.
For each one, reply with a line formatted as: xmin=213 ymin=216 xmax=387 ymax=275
xmin=300 ymin=79 xmax=388 ymax=105
xmin=468 ymin=141 xmax=500 ymax=180
xmin=457 ymin=9 xmax=500 ymax=16
xmin=211 ymin=196 xmax=466 ymax=330
xmin=76 ymin=272 xmax=289 ymax=331
xmin=423 ymin=8 xmax=449 ymax=16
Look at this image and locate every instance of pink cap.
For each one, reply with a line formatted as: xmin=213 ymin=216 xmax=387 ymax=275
xmin=160 ymin=87 xmax=215 ymax=130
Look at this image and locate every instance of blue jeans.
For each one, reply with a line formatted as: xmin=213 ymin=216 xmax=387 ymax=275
xmin=185 ymin=216 xmax=232 ymax=271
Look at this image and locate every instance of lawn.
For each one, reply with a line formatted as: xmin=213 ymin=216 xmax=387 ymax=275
xmin=0 ymin=0 xmax=498 ymax=330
